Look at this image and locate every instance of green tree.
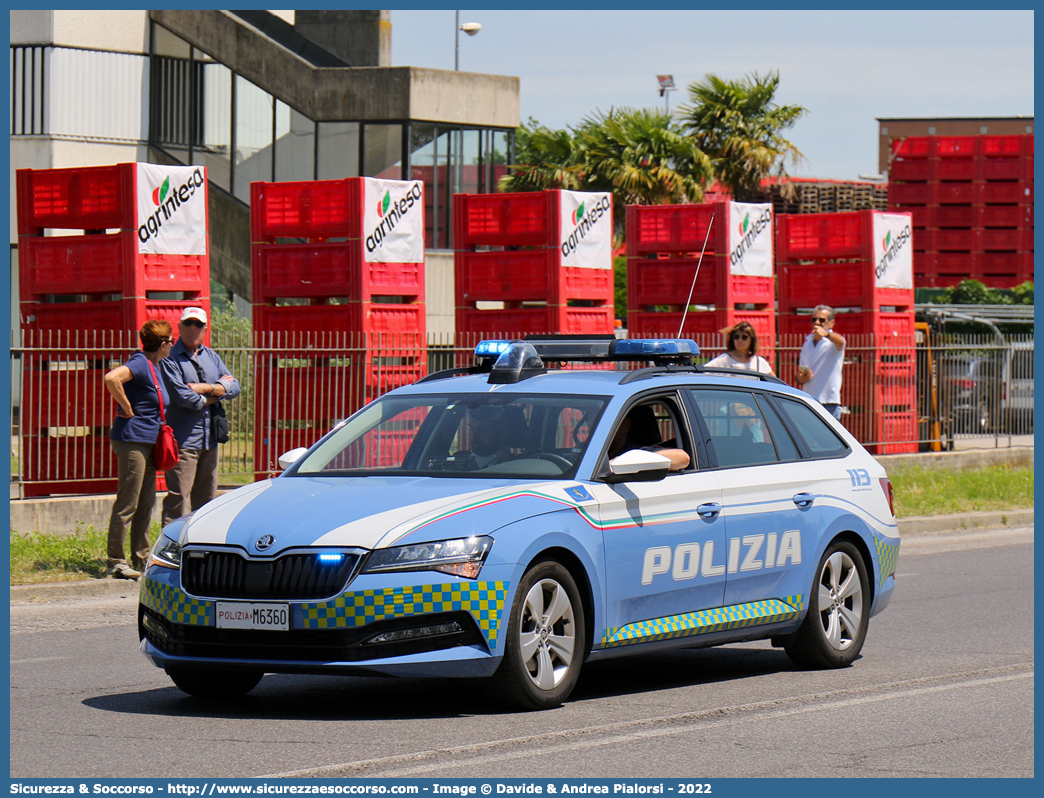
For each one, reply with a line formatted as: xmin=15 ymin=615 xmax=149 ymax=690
xmin=498 ymin=119 xmax=584 ymax=192
xmin=937 ymin=279 xmax=1013 ymax=305
xmin=574 ymin=107 xmax=712 ymax=207
xmin=678 ymin=70 xmax=807 ymax=200
xmin=1010 ymin=281 xmax=1034 ymax=305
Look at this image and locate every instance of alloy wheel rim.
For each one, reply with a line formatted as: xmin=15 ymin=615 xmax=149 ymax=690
xmin=519 ymin=577 xmax=576 ymax=691
xmin=817 ymin=551 xmax=863 ymax=651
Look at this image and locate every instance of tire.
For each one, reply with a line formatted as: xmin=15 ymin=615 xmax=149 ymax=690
xmin=166 ymin=668 xmax=263 ymax=699
xmin=784 ymin=540 xmax=870 ymax=669
xmin=491 ymin=560 xmax=585 ymax=710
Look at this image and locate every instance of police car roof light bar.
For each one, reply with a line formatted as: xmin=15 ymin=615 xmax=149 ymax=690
xmin=474 ymin=337 xmax=700 ymax=365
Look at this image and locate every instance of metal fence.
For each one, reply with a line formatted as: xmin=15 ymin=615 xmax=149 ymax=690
xmin=9 ymin=329 xmax=1034 ymax=495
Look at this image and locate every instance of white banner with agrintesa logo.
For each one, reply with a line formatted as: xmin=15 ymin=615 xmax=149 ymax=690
xmin=363 ymin=178 xmax=425 ymax=263
xmin=559 ymin=190 xmax=613 ymax=268
xmin=136 ymin=163 xmax=207 ymax=255
xmin=872 ymin=212 xmax=913 ymax=289
xmin=727 ymin=202 xmax=773 ymax=276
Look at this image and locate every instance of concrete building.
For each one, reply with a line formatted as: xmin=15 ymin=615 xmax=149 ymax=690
xmin=877 ymin=117 xmax=1034 ymax=178
xmin=9 ymin=9 xmax=521 ymax=334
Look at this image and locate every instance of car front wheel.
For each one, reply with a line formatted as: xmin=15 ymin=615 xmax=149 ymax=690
xmin=166 ymin=668 xmax=263 ymax=699
xmin=492 ymin=560 xmax=585 ymax=710
xmin=784 ymin=540 xmax=870 ymax=669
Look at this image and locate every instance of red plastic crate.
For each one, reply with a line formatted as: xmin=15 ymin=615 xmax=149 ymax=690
xmin=455 ymin=249 xmax=613 ymax=304
xmin=627 ymin=255 xmax=773 ymax=308
xmin=626 ymin=203 xmax=729 ymax=255
xmin=890 ymin=159 xmax=978 ymax=182
xmin=777 ymin=311 xmax=914 ymax=340
xmin=776 ymin=211 xmax=893 ymax=262
xmin=456 ymin=306 xmax=614 ymax=337
xmin=841 ymin=411 xmax=917 ymax=455
xmin=453 ymin=192 xmax=559 ymax=247
xmin=981 ymin=228 xmax=1033 ymax=251
xmin=890 ymin=136 xmax=977 ymax=160
xmin=19 ymin=231 xmax=210 ymax=300
xmin=253 ymin=301 xmax=425 ymax=335
xmin=980 ymin=181 xmax=1034 ymax=204
xmin=919 ymin=228 xmax=981 ymax=251
xmin=251 ymin=179 xmax=363 ymax=241
xmin=252 ymin=242 xmax=424 ymax=303
xmin=981 ymin=205 xmax=1032 ymax=228
xmin=23 ymin=367 xmax=117 ymax=430
xmin=21 ymin=432 xmax=117 ymax=484
xmin=777 ymin=261 xmax=913 ymax=313
xmin=980 ymin=157 xmax=1034 ymax=181
xmin=888 ymin=182 xmax=978 ymax=206
xmin=981 ymin=135 xmax=1034 ymax=158
xmin=629 ymin=308 xmax=775 ymax=346
xmin=16 ymin=165 xmax=136 ymax=235
xmin=21 ymin=297 xmax=209 ymax=338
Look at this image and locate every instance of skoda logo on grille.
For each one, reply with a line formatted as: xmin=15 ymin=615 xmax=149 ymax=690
xmin=255 ymin=534 xmax=276 ymax=551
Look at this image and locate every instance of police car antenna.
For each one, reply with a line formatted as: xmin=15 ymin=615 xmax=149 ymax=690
xmin=676 ymin=212 xmax=715 ymax=338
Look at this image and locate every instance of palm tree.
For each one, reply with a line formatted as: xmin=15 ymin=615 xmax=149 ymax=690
xmin=575 ymin=107 xmax=712 ymax=207
xmin=678 ymin=71 xmax=807 ymax=200
xmin=498 ymin=119 xmax=584 ymax=192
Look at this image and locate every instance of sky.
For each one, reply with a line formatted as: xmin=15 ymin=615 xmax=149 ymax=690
xmin=390 ymin=9 xmax=1034 ymax=181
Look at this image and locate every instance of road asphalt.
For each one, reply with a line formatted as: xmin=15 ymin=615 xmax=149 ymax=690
xmin=8 ymin=507 xmax=1033 ymax=603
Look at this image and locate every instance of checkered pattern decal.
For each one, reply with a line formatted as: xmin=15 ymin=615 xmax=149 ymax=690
xmin=140 ymin=578 xmax=211 ymax=626
xmin=601 ymin=595 xmax=804 ymax=648
xmin=875 ymin=535 xmax=900 ymax=588
xmin=301 ymin=581 xmax=510 ymax=649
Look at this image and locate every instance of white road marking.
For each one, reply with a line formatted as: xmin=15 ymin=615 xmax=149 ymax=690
xmin=257 ymin=665 xmax=1033 ymax=778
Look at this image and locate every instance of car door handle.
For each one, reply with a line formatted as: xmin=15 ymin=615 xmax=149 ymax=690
xmin=793 ymin=492 xmax=815 ymax=508
xmin=697 ymin=502 xmax=722 ymax=518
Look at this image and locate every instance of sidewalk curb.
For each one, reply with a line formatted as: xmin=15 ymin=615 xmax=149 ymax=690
xmin=897 ymin=508 xmax=1033 ymax=537
xmin=10 ymin=509 xmax=1034 ymax=603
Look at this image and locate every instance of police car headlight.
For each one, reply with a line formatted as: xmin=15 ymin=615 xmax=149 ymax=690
xmin=362 ymin=536 xmax=493 ymax=578
xmin=148 ymin=535 xmax=183 ymax=570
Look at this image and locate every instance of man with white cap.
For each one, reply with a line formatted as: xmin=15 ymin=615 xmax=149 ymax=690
xmin=160 ymin=306 xmax=241 ymax=525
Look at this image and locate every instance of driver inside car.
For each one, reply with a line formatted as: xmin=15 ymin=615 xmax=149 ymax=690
xmin=607 ymin=405 xmax=690 ymax=471
xmin=459 ymin=404 xmax=528 ymax=469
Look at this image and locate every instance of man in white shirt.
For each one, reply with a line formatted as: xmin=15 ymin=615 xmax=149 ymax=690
xmin=796 ymin=304 xmax=846 ymax=419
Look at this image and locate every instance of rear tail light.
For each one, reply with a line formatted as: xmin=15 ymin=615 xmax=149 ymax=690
xmin=879 ymin=478 xmax=895 ymax=518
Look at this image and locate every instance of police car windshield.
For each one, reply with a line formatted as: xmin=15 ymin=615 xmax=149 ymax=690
xmin=292 ymin=393 xmax=608 ymax=479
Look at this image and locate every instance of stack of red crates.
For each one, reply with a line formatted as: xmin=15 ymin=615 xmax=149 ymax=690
xmin=776 ymin=210 xmax=915 ymax=453
xmin=16 ymin=164 xmax=210 ymax=495
xmin=888 ymin=135 xmax=1034 ymax=287
xmin=626 ymin=202 xmax=775 ymax=364
xmin=453 ymin=191 xmax=615 ymax=336
xmin=250 ymin=178 xmax=427 ymax=474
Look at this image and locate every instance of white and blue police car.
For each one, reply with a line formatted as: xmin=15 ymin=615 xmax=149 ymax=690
xmin=139 ymin=336 xmax=900 ymax=710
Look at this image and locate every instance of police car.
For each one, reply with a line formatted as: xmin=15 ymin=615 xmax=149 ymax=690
xmin=139 ymin=336 xmax=900 ymax=710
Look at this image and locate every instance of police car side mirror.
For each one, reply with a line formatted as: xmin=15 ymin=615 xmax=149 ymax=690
xmin=603 ymin=449 xmax=671 ymax=484
xmin=277 ymin=447 xmax=310 ymax=470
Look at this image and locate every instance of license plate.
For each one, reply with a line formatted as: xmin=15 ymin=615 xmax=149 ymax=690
xmin=215 ymin=602 xmax=290 ymax=630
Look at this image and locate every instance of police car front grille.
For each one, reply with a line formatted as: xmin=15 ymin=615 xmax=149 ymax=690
xmin=139 ymin=607 xmax=482 ymax=662
xmin=181 ymin=550 xmax=361 ymax=600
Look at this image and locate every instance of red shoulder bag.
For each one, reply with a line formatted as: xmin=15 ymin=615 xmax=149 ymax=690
xmin=147 ymin=359 xmax=180 ymax=472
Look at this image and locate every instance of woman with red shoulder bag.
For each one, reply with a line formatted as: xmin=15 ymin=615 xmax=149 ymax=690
xmin=102 ymin=320 xmax=174 ymax=580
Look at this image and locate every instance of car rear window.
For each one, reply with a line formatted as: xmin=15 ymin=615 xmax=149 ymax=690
xmin=775 ymin=398 xmax=850 ymax=458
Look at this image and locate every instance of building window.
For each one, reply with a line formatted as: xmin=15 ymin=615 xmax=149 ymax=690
xmin=363 ymin=123 xmax=404 ymax=179
xmin=11 ymin=46 xmax=45 ymax=136
xmin=233 ymin=75 xmax=274 ymax=202
xmin=191 ymin=51 xmax=232 ymax=192
xmin=316 ymin=122 xmax=360 ymax=179
xmin=275 ymin=101 xmax=315 ymax=182
xmin=149 ymin=25 xmax=192 ymax=162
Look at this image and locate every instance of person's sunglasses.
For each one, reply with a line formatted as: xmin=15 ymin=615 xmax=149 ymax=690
xmin=812 ymin=317 xmax=830 ymax=324
xmin=732 ymin=333 xmax=751 ymax=341
xmin=182 ymin=320 xmax=205 ymax=329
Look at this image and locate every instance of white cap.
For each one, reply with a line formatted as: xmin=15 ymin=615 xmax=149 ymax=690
xmin=180 ymin=306 xmax=207 ymax=325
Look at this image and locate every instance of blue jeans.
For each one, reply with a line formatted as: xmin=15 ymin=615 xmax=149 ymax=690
xmin=821 ymin=403 xmax=843 ymax=420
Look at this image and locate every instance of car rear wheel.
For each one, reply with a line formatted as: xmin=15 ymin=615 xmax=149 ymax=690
xmin=784 ymin=540 xmax=870 ymax=669
xmin=492 ymin=560 xmax=585 ymax=710
xmin=166 ymin=668 xmax=263 ymax=699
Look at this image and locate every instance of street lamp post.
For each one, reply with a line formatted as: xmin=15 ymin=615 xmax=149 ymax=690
xmin=455 ymin=11 xmax=482 ymax=71
xmin=657 ymin=74 xmax=676 ymax=114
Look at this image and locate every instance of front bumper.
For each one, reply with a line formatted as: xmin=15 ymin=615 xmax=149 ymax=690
xmin=138 ymin=565 xmax=513 ymax=678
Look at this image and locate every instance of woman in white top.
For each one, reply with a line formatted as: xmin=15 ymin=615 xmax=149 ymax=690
xmin=704 ymin=321 xmax=775 ymax=375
